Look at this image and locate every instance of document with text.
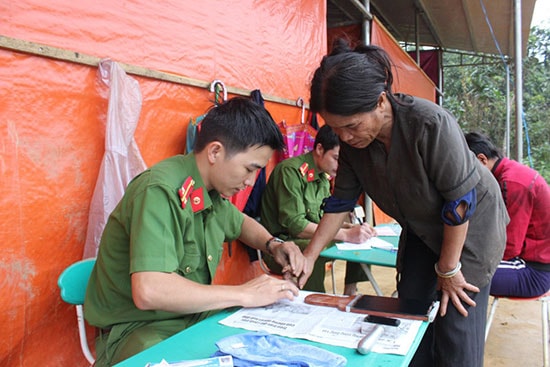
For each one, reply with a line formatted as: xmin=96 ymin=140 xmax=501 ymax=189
xmin=219 ymin=292 xmax=422 ymax=355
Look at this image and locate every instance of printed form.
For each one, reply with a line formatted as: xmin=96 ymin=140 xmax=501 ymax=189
xmin=219 ymin=292 xmax=422 ymax=355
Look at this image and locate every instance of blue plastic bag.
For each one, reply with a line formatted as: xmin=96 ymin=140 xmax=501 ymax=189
xmin=211 ymin=332 xmax=347 ymax=367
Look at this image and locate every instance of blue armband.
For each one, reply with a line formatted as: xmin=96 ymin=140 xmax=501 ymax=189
xmin=321 ymin=196 xmax=358 ymax=213
xmin=441 ymin=188 xmax=477 ymax=226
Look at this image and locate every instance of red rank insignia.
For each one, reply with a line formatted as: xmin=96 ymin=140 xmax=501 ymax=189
xmin=190 ymin=187 xmax=204 ymax=212
xmin=299 ymin=162 xmax=309 ymax=177
xmin=178 ymin=176 xmax=195 ymax=209
xmin=307 ymin=168 xmax=315 ymax=182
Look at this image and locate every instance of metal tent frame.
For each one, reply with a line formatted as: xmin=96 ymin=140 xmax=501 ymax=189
xmin=327 ymin=0 xmax=537 ymax=161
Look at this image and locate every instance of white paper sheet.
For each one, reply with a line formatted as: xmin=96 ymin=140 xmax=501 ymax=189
xmin=335 ymin=236 xmax=397 ymax=251
xmin=374 ymin=226 xmax=401 ymax=236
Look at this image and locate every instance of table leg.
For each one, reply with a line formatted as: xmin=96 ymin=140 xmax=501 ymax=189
xmin=360 ymin=263 xmax=383 ymax=296
xmin=330 ymin=260 xmax=337 ymax=294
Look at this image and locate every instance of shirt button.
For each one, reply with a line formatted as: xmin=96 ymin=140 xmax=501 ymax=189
xmin=185 ymin=266 xmax=191 ymax=273
xmin=207 ymin=255 xmax=213 ymax=261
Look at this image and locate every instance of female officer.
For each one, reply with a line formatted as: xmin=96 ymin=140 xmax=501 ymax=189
xmin=299 ymin=39 xmax=508 ymax=367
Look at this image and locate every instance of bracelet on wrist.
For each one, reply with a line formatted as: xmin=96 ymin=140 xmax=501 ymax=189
xmin=265 ymin=236 xmax=284 ymax=255
xmin=434 ymin=261 xmax=462 ymax=278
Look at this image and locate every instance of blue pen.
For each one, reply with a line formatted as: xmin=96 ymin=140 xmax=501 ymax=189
xmin=372 ymin=245 xmax=398 ymax=253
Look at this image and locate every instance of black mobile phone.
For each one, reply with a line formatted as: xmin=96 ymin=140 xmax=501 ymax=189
xmin=349 ymin=294 xmax=439 ymax=322
xmin=364 ymin=314 xmax=401 ymax=327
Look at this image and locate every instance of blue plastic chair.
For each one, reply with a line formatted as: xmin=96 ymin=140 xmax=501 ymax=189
xmin=57 ymin=258 xmax=96 ymax=365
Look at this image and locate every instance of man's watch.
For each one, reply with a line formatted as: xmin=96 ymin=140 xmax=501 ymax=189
xmin=265 ymin=236 xmax=284 ymax=255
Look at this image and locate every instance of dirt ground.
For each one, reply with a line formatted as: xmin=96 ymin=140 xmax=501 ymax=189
xmin=324 ymin=260 xmax=546 ymax=367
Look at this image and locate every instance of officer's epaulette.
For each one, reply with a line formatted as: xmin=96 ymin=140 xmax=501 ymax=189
xmin=298 ymin=162 xmax=316 ymax=182
xmin=178 ymin=176 xmax=204 ymax=212
xmin=299 ymin=162 xmax=309 ymax=177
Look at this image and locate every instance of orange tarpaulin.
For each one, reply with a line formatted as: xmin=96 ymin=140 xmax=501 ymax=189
xmin=0 ymin=1 xmax=326 ymax=365
xmin=1 ymin=3 xmax=438 ymax=364
xmin=371 ymin=17 xmax=436 ymax=101
xmin=327 ymin=17 xmax=437 ymax=101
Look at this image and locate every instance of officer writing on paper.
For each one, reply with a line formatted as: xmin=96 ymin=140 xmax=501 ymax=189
xmin=84 ymin=97 xmax=306 ymax=366
xmin=260 ymin=124 xmax=375 ymax=294
xmin=465 ymin=132 xmax=550 ymax=298
xmin=299 ymin=40 xmax=508 ymax=367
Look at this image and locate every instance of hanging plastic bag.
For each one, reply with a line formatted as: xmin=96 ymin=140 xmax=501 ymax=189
xmin=82 ymin=59 xmax=147 ymax=259
xmin=277 ymin=121 xmax=317 ymax=160
xmin=212 ymin=333 xmax=346 ymax=367
xmin=276 ymin=99 xmax=317 ymax=163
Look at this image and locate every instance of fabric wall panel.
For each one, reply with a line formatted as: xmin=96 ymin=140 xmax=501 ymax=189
xmin=0 ymin=1 xmax=326 ymax=365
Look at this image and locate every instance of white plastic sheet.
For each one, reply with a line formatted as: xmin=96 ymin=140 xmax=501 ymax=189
xmin=82 ymin=59 xmax=146 ymax=259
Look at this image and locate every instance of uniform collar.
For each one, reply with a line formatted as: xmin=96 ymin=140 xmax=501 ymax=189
xmin=301 ymin=151 xmax=327 ymax=182
xmin=178 ymin=153 xmax=215 ymax=213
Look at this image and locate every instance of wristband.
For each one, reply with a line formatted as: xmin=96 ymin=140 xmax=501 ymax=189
xmin=265 ymin=237 xmax=284 ymax=255
xmin=434 ymin=261 xmax=462 ymax=278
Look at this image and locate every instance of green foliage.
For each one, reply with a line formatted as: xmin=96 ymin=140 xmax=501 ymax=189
xmin=443 ymin=26 xmax=550 ymax=182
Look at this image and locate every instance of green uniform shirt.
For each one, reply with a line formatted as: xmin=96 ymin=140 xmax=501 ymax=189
xmin=260 ymin=151 xmax=367 ymax=292
xmin=260 ymin=152 xmax=330 ymax=239
xmin=84 ymin=153 xmax=244 ymax=328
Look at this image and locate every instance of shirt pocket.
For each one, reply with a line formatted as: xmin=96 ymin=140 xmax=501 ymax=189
xmin=176 ymin=240 xmax=202 ymax=278
xmin=305 ymin=200 xmax=322 ymax=223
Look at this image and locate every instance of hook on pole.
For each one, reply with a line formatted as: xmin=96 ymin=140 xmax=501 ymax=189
xmin=209 ymin=79 xmax=228 ymax=103
xmin=296 ymin=97 xmax=305 ymax=124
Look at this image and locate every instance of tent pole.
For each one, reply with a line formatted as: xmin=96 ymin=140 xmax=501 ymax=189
xmin=506 ymin=61 xmax=511 ymax=157
xmin=514 ymin=0 xmax=524 ymax=162
xmin=362 ymin=0 xmax=374 ymax=225
xmin=362 ymin=0 xmax=371 ymax=45
xmin=415 ymin=9 xmax=421 ymax=64
xmin=438 ymin=49 xmax=444 ymax=106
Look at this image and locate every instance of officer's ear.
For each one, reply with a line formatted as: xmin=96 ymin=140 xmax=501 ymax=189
xmin=314 ymin=142 xmax=325 ymax=156
xmin=206 ymin=141 xmax=225 ymax=164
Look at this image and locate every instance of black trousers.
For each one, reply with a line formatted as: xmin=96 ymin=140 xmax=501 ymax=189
xmin=398 ymin=231 xmax=489 ymax=367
